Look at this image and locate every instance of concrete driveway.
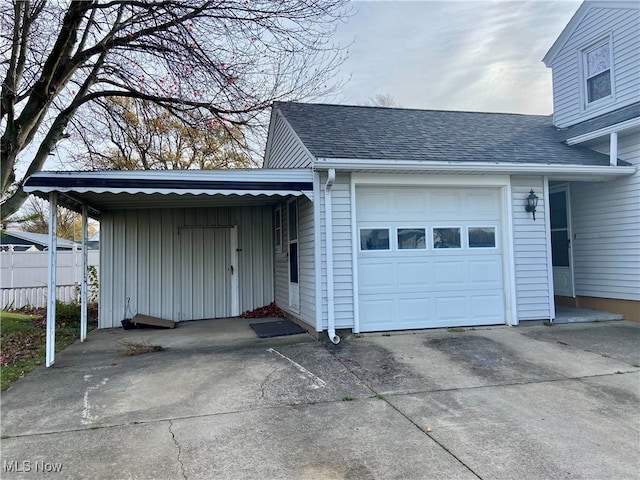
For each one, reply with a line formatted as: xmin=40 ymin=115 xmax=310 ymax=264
xmin=1 ymin=318 xmax=639 ymax=479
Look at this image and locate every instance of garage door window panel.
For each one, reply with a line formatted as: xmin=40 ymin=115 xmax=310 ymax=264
xmin=468 ymin=227 xmax=497 ymax=248
xmin=360 ymin=228 xmax=390 ymax=251
xmin=397 ymin=227 xmax=426 ymax=250
xmin=433 ymin=227 xmax=461 ymax=249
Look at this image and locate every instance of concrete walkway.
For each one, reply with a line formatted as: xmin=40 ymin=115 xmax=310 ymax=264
xmin=1 ymin=318 xmax=639 ymax=479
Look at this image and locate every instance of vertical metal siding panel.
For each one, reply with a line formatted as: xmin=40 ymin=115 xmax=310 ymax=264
xmin=244 ymin=207 xmax=256 ymax=309
xmin=550 ymin=7 xmax=640 ymax=128
xmin=261 ymin=206 xmax=275 ymax=306
xmin=230 ymin=206 xmax=245 ymax=311
xmin=148 ymin=210 xmax=162 ymax=318
xmin=138 ymin=211 xmax=150 ymax=316
xmin=511 ymin=176 xmax=552 ymax=320
xmin=203 ymin=228 xmax=215 ymax=317
xmin=165 ymin=209 xmax=177 ymax=320
xmin=194 ymin=227 xmax=205 ymax=319
xmin=245 ymin=206 xmax=257 ymax=309
xmin=235 ymin=205 xmax=274 ymax=313
xmin=112 ymin=211 xmax=127 ymax=324
xmin=99 ymin=205 xmax=280 ymax=326
xmin=125 ymin=211 xmax=138 ymax=317
xmin=225 ymin=226 xmax=232 ymax=316
xmin=179 ymin=226 xmax=191 ymax=321
xmin=99 ymin=214 xmax=114 ymax=328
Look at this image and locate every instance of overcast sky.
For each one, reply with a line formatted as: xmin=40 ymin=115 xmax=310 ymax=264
xmin=324 ymin=0 xmax=582 ymax=114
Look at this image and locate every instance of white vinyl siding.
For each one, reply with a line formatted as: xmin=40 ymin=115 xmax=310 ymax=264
xmin=549 ymin=6 xmax=640 ymax=127
xmin=317 ymin=171 xmax=354 ymax=330
xmin=263 ymin=111 xmax=314 ymax=168
xmin=569 ymin=134 xmax=640 ymax=300
xmin=273 ymin=203 xmax=289 ymax=310
xmin=511 ymin=176 xmax=553 ymax=320
xmin=273 ymin=197 xmax=316 ymax=328
xmin=298 ymin=197 xmax=316 ymax=327
xmin=99 ymin=206 xmax=273 ymax=328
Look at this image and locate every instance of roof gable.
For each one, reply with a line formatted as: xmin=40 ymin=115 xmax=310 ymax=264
xmin=543 ymin=1 xmax=640 ymax=66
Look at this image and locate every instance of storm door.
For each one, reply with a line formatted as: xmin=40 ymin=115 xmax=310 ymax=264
xmin=550 ymin=187 xmax=574 ymax=297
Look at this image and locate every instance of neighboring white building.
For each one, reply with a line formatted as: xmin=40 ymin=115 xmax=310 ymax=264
xmin=23 ymin=1 xmax=639 ymax=341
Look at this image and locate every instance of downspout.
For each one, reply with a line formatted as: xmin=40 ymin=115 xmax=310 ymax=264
xmin=324 ymin=168 xmax=340 ymax=344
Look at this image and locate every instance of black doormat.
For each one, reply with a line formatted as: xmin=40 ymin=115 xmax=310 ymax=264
xmin=249 ymin=320 xmax=306 ymax=338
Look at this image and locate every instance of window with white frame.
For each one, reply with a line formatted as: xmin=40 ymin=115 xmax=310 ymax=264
xmin=274 ymin=206 xmax=282 ymax=252
xmin=583 ymin=40 xmax=612 ymax=105
xmin=360 ymin=228 xmax=390 ymax=251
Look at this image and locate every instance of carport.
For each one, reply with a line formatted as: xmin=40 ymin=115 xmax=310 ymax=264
xmin=23 ymin=169 xmax=313 ymax=366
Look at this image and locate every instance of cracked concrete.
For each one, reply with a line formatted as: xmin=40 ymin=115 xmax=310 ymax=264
xmin=168 ymin=420 xmax=187 ymax=480
xmin=1 ymin=317 xmax=638 ymax=479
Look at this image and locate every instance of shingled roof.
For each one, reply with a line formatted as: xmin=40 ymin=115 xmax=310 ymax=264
xmin=275 ymin=102 xmax=614 ymax=166
xmin=560 ymin=102 xmax=640 ymax=140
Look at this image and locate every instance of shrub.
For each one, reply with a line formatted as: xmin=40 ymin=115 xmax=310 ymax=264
xmin=55 ymin=300 xmax=81 ymax=324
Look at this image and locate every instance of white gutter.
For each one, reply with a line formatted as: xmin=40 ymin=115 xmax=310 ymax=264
xmin=324 ymin=168 xmax=340 ymax=344
xmin=24 ymin=168 xmax=314 ymax=182
xmin=313 ymin=158 xmax=635 ymax=177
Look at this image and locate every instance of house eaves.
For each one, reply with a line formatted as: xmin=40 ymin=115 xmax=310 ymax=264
xmin=313 ymin=158 xmax=636 ymax=182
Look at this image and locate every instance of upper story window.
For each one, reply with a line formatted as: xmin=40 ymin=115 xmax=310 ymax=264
xmin=583 ymin=40 xmax=613 ymax=105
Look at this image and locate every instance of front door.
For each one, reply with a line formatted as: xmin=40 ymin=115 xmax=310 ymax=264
xmin=550 ymin=187 xmax=574 ymax=297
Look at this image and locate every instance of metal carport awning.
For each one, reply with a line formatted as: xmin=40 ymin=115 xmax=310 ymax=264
xmin=22 ymin=168 xmax=314 ymax=367
xmin=24 ymin=169 xmax=314 ymax=218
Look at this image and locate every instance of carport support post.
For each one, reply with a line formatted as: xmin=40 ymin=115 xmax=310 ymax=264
xmin=46 ymin=192 xmax=58 ymax=367
xmin=80 ymin=204 xmax=88 ymax=342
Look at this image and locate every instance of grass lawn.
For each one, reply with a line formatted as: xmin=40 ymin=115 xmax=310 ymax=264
xmin=1 ymin=305 xmax=97 ymax=390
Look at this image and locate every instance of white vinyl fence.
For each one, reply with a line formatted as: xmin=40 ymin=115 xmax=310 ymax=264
xmin=0 ymin=248 xmax=99 ymax=309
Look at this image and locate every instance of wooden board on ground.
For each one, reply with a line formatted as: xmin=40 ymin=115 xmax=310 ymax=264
xmin=131 ymin=314 xmax=176 ymax=329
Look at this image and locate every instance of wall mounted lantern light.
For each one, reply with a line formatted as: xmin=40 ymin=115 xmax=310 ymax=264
xmin=525 ymin=189 xmax=539 ymax=221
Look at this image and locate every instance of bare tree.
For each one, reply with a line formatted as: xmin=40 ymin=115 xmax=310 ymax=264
xmin=1 ymin=0 xmax=349 ymax=220
xmin=75 ymin=97 xmax=255 ymax=170
xmin=365 ymin=93 xmax=399 ymax=108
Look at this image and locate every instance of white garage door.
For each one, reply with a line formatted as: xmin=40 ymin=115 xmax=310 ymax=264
xmin=357 ymin=186 xmax=505 ymax=332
